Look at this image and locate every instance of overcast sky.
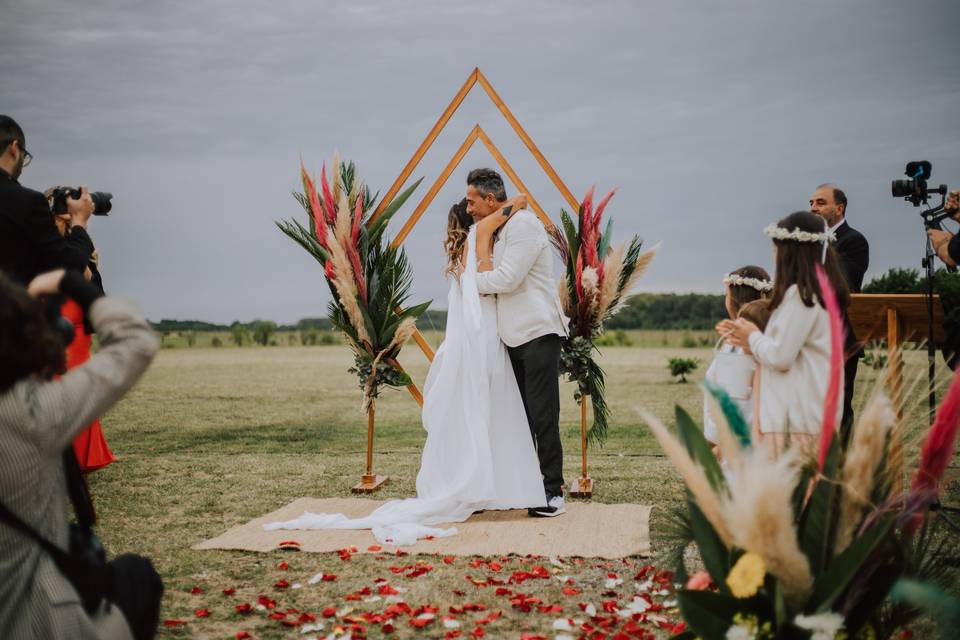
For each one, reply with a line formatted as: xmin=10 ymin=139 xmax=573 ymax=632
xmin=2 ymin=0 xmax=959 ymax=324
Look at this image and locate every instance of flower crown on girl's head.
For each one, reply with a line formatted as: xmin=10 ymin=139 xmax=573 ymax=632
xmin=763 ymin=219 xmax=836 ymax=263
xmin=723 ymin=273 xmax=773 ymax=293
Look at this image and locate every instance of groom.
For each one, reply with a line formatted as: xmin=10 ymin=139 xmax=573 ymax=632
xmin=467 ymin=168 xmax=570 ymax=517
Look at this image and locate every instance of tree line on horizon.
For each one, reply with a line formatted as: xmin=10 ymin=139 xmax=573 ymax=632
xmin=150 ymin=267 xmax=960 ymax=337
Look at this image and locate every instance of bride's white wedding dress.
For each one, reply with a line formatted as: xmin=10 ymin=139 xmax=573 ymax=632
xmin=264 ymin=227 xmax=546 ymax=545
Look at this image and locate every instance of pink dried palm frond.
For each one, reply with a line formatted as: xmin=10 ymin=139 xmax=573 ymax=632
xmin=350 ymin=184 xmax=364 ymax=246
xmin=912 ymin=368 xmax=960 ymax=495
xmin=335 ymin=193 xmax=366 ymax=304
xmin=593 ymin=188 xmax=617 ymax=234
xmin=320 ymin=162 xmax=337 ymax=224
xmin=815 ymin=264 xmax=845 ymax=471
xmin=301 ymin=162 xmax=328 ymax=248
xmin=575 ymin=250 xmax=585 ymax=303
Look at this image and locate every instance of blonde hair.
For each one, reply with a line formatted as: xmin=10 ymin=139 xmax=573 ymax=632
xmin=739 ymin=299 xmax=772 ymax=331
xmin=444 ymin=199 xmax=472 ymax=276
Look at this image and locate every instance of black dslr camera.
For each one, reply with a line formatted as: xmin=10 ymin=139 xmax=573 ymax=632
xmin=892 ymin=161 xmax=948 ymax=208
xmin=49 ymin=187 xmax=113 ymax=216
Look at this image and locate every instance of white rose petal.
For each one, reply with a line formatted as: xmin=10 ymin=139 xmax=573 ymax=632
xmin=443 ymin=619 xmax=461 ymax=629
xmin=552 ymin=618 xmax=573 ymax=631
xmin=605 ymin=578 xmax=624 ymax=589
xmin=584 ymin=603 xmax=597 ymax=617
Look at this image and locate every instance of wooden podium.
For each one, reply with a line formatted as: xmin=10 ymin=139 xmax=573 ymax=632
xmin=848 ymin=294 xmax=945 ymax=422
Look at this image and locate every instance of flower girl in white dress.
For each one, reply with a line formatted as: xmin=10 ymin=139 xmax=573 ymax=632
xmin=703 ymin=267 xmax=772 ymax=453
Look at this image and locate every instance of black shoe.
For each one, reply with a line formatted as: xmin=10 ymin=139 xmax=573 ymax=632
xmin=528 ymin=494 xmax=566 ymax=518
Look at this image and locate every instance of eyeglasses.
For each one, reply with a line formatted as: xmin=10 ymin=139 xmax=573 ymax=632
xmin=2 ymin=138 xmax=32 ymax=168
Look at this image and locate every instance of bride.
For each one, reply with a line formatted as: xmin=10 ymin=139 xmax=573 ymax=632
xmin=265 ymin=196 xmax=547 ymax=545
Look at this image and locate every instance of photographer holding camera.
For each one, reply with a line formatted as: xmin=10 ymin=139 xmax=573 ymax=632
xmin=0 ymin=268 xmax=162 ymax=639
xmin=0 ymin=115 xmax=96 ymax=284
xmin=926 ymin=189 xmax=960 ymax=267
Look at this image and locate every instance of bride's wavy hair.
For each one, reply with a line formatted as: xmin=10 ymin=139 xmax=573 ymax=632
xmin=444 ymin=198 xmax=473 ymax=276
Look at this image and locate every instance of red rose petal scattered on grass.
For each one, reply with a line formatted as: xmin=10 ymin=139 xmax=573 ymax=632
xmin=382 ymin=623 xmax=395 ymax=633
xmin=443 ymin=556 xmax=456 ymax=565
xmin=471 ymin=627 xmax=485 ymax=637
xmin=190 ymin=586 xmax=202 ymax=595
xmin=322 ymin=573 xmax=337 ymax=582
xmin=163 ymin=619 xmax=187 ymax=627
xmin=235 ymin=603 xmax=252 ymax=615
xmin=322 ymin=607 xmax=337 ymax=618
xmin=368 ymin=545 xmax=382 ymax=552
xmin=562 ymin=587 xmax=581 ymax=596
xmin=194 ymin=608 xmax=210 ymax=618
xmin=235 ymin=632 xmax=251 ymax=640
xmin=277 ymin=560 xmax=289 ymax=570
xmin=488 ymin=561 xmax=502 ymax=572
xmin=222 ymin=587 xmax=236 ymax=596
xmin=257 ymin=595 xmax=276 ymax=609
xmin=274 ymin=579 xmax=290 ymax=589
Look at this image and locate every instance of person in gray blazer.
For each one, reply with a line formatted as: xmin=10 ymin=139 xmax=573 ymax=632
xmin=0 ymin=269 xmax=160 ymax=639
xmin=469 ymin=168 xmax=570 ymax=517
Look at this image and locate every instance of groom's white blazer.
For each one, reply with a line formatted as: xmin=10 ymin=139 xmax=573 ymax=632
xmin=475 ymin=209 xmax=569 ymax=348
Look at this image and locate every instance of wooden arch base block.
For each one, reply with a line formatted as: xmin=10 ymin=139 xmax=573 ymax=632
xmin=569 ymin=477 xmax=593 ymax=499
xmin=352 ymin=474 xmax=389 ymax=494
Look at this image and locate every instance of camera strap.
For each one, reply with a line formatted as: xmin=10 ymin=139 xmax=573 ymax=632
xmin=0 ymin=496 xmax=78 ymax=567
xmin=0 ymin=451 xmax=111 ymax=614
xmin=62 ymin=449 xmax=97 ymax=529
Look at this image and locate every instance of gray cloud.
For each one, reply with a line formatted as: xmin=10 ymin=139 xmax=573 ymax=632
xmin=2 ymin=0 xmax=959 ymax=323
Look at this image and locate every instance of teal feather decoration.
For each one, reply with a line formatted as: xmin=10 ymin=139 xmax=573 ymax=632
xmin=704 ymin=380 xmax=751 ymax=447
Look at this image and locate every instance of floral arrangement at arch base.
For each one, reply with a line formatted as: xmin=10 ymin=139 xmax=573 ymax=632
xmin=548 ymin=186 xmax=658 ymax=445
xmin=276 ymin=157 xmax=429 ymax=488
xmin=643 ymin=266 xmax=960 ymax=640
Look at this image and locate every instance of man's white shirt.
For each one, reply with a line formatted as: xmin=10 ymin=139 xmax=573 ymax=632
xmin=474 ymin=209 xmax=569 ymax=348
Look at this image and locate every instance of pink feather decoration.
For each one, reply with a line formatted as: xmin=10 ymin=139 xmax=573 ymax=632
xmin=575 ymin=251 xmax=585 ymax=303
xmin=912 ymin=368 xmax=960 ymax=494
xmin=324 ymin=259 xmax=336 ymax=281
xmin=319 ymin=162 xmax=337 ymax=224
xmin=344 ymin=237 xmax=367 ymax=304
xmin=301 ymin=162 xmax=328 ymax=248
xmin=593 ymin=188 xmax=617 ymax=233
xmin=351 ymin=185 xmax=364 ymax=246
xmin=815 ymin=264 xmax=845 ymax=471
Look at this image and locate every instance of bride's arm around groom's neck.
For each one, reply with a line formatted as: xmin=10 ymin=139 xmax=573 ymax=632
xmin=475 ymin=211 xmax=544 ymax=294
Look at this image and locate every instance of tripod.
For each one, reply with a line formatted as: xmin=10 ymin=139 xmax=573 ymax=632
xmin=919 ymin=199 xmax=953 ymax=421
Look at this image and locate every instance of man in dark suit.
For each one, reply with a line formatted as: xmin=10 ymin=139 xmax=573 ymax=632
xmin=0 ymin=115 xmax=95 ymax=285
xmin=810 ymin=183 xmax=869 ymax=430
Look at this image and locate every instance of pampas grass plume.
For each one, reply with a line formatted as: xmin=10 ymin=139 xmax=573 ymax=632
xmin=636 ymin=408 xmax=733 ymax=547
xmin=834 ymin=393 xmax=894 ymax=554
xmin=723 ymin=449 xmax=813 ymax=610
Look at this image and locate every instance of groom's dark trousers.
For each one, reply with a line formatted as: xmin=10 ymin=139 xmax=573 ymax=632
xmin=507 ymin=333 xmax=564 ymax=497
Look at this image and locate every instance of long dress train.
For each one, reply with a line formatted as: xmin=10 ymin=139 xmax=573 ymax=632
xmin=265 ymin=227 xmax=546 ymax=545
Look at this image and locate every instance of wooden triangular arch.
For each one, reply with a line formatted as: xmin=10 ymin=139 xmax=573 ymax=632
xmin=381 ymin=68 xmax=581 ymax=402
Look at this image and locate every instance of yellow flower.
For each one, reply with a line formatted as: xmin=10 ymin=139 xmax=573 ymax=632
xmin=727 ymin=552 xmax=766 ymax=598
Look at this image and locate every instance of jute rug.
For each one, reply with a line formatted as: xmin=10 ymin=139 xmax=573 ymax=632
xmin=194 ymin=498 xmax=650 ymax=558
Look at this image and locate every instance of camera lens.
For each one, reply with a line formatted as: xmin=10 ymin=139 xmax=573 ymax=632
xmin=891 ymin=179 xmax=912 ymax=198
xmin=89 ymin=191 xmax=113 ymax=216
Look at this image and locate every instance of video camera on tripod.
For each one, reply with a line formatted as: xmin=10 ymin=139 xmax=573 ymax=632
xmin=892 ymin=160 xmax=952 ymax=230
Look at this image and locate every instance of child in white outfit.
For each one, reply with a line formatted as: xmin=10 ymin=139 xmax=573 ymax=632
xmin=719 ymin=212 xmax=850 ymax=459
xmin=703 ymin=267 xmax=772 ymax=452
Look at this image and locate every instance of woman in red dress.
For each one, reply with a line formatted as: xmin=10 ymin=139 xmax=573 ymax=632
xmin=52 ymin=205 xmax=115 ymax=471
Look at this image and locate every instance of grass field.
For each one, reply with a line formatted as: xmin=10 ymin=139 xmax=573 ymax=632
xmin=88 ymin=340 xmax=955 ymax=639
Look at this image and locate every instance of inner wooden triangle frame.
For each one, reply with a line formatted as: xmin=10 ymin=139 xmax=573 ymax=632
xmin=373 ymin=68 xmax=581 ymax=405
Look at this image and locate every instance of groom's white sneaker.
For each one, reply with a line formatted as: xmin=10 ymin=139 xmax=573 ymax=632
xmin=528 ymin=494 xmax=566 ymax=518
